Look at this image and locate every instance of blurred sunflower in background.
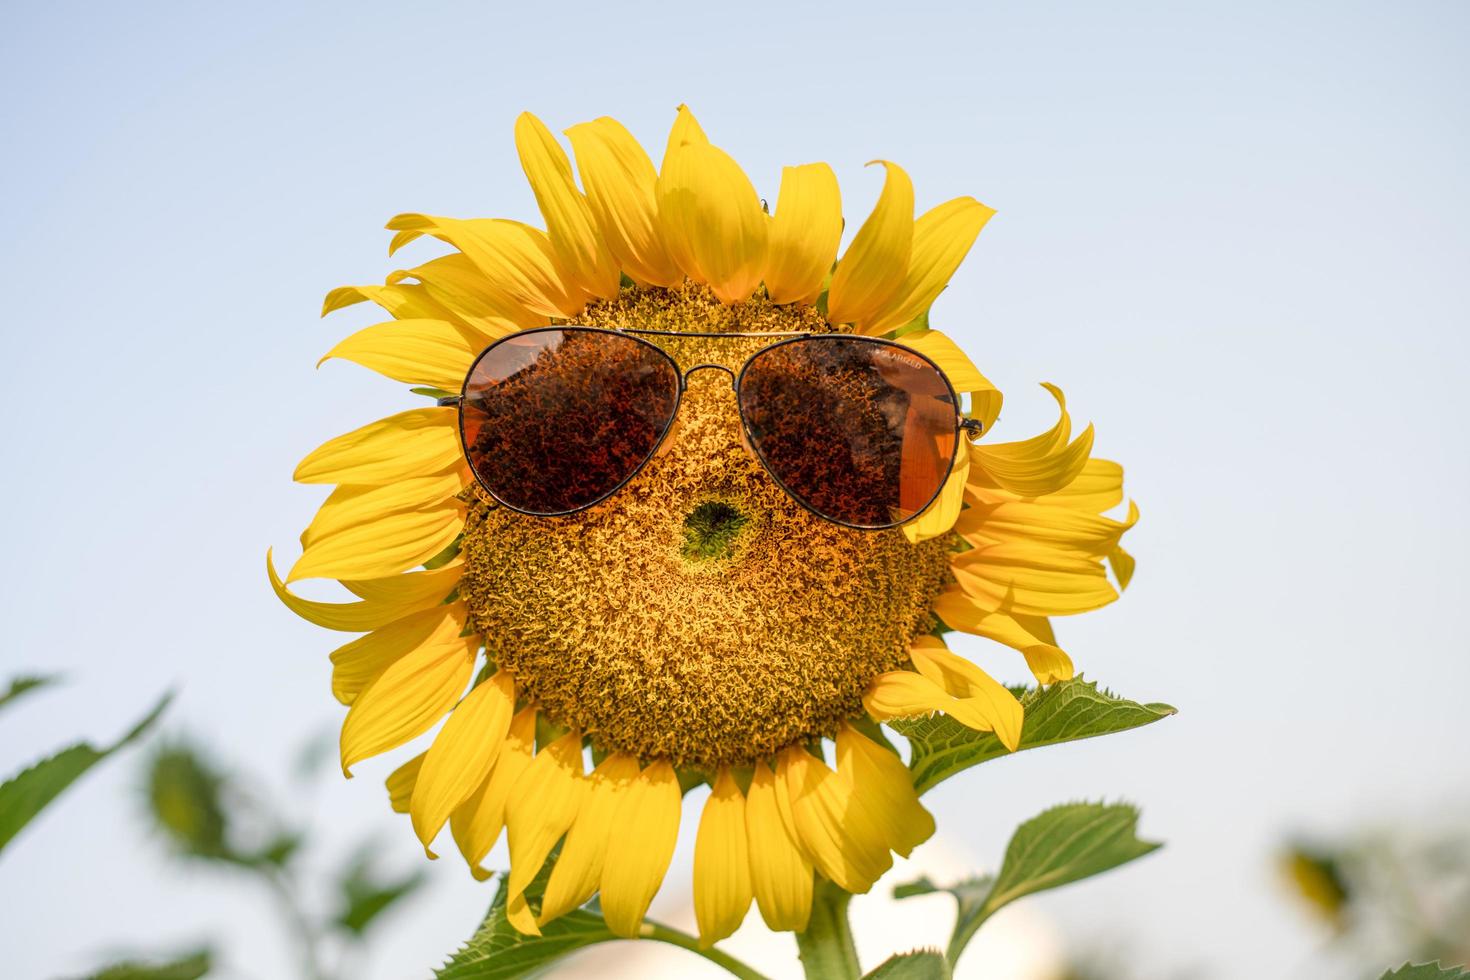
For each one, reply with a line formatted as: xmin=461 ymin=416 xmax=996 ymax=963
xmin=269 ymin=105 xmax=1137 ymax=945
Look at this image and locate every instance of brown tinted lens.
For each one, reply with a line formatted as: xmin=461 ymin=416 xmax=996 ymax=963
xmin=460 ymin=328 xmax=680 ymax=515
xmin=738 ymin=337 xmax=958 ymax=528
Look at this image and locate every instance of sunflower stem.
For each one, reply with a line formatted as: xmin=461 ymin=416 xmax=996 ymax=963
xmin=640 ymin=920 xmax=770 ymax=980
xmin=794 ymin=878 xmax=861 ymax=979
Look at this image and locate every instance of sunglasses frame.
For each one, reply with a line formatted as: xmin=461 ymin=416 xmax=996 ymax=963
xmin=446 ymin=325 xmax=983 ymax=530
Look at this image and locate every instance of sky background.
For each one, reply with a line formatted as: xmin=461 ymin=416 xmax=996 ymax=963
xmin=2 ymin=1 xmax=1467 ymax=977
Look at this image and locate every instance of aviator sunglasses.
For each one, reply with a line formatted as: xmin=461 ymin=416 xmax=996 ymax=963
xmin=438 ymin=326 xmax=984 ymax=530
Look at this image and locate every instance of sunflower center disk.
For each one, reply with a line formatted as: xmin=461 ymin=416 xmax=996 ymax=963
xmin=457 ymin=284 xmax=955 ymax=770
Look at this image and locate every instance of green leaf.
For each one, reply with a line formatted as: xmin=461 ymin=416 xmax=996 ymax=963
xmin=334 ymin=844 xmax=427 ymax=936
xmin=76 ymin=949 xmax=211 ymax=980
xmin=0 ymin=674 xmax=60 ymax=712
xmin=436 ymin=875 xmax=616 ymax=979
xmin=862 ymin=949 xmax=951 ymax=979
xmin=891 ymin=875 xmax=992 ymax=963
xmin=0 ymin=692 xmax=172 ymax=855
xmin=1379 ymin=964 xmax=1470 ymax=980
xmin=891 ymin=678 xmax=1175 ymax=794
xmin=898 ymin=803 xmax=1159 ymax=965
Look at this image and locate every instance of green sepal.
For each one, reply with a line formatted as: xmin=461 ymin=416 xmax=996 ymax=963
xmin=411 ymin=386 xmax=459 ymax=401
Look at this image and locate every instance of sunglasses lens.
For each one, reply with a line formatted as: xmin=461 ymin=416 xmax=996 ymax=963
xmin=738 ymin=337 xmax=958 ymax=528
xmin=460 ymin=328 xmax=680 ymax=515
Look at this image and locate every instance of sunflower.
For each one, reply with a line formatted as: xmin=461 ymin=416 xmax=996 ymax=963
xmin=269 ymin=105 xmax=1137 ymax=945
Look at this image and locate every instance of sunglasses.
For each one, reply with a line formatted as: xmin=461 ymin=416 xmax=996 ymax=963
xmin=438 ymin=326 xmax=983 ymax=530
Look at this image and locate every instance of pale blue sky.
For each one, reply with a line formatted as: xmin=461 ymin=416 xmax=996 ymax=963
xmin=2 ymin=2 xmax=1466 ymax=978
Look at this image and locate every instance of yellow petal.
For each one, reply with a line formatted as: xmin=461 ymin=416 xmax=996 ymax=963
xmin=907 ymin=638 xmax=1024 ymax=751
xmin=288 ymin=500 xmax=465 ymax=583
xmin=504 ymin=730 xmax=587 ymax=935
xmin=318 ymin=318 xmax=480 ymax=391
xmin=294 ymin=407 xmax=462 ymax=486
xmin=969 ymin=384 xmax=1094 ymax=497
xmin=898 ymin=329 xmax=990 ymax=394
xmin=515 ymin=112 xmax=621 ymax=300
xmin=764 ymin=163 xmax=842 ymax=305
xmin=825 ymin=161 xmax=913 ymax=329
xmin=266 ymin=549 xmax=460 ymax=632
xmin=951 ymin=542 xmax=1117 ymax=617
xmin=392 ymin=253 xmax=542 ymax=336
xmin=329 ymin=604 xmax=467 ymax=705
xmin=955 ymin=499 xmax=1139 ymax=558
xmin=323 ymin=280 xmax=464 ymax=325
xmin=863 ymin=197 xmax=996 ymax=335
xmin=301 ymin=471 xmax=468 ymax=550
xmin=449 ymin=707 xmax=536 ymax=879
xmin=779 ymin=747 xmax=891 ymax=894
xmin=338 ymin=632 xmax=476 ymax=775
xmin=386 ymin=752 xmax=424 ymax=814
xmin=1038 ymin=458 xmax=1126 ymax=513
xmin=657 ymin=141 xmax=769 ymax=304
xmin=745 ymin=761 xmax=812 ymax=932
xmin=931 ymin=589 xmax=1075 ymax=683
xmin=411 ymin=671 xmax=517 ymax=853
xmin=863 ymin=669 xmax=1018 ymax=741
xmin=663 ymin=103 xmax=709 ymax=163
xmin=834 ymin=725 xmax=934 ymax=855
xmin=566 ymin=117 xmax=681 ymax=287
xmin=902 ymin=446 xmax=970 ymax=544
xmin=693 ymin=769 xmax=754 ymax=946
xmin=540 ymin=753 xmax=641 ymax=925
xmin=1109 ymin=544 xmax=1137 ymax=590
xmin=600 ymin=760 xmax=682 ymax=938
xmin=385 ymin=214 xmax=585 ymax=317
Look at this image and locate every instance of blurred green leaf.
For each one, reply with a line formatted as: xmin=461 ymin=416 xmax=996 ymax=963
xmin=334 ymin=844 xmax=426 ymax=937
xmin=891 ymin=678 xmax=1175 ymax=794
xmin=0 ymin=692 xmax=171 ymax=855
xmin=77 ymin=950 xmax=211 ymax=980
xmin=435 ymin=860 xmax=616 ymax=980
xmin=145 ymin=742 xmax=236 ymax=862
xmin=892 ymin=875 xmax=992 ymax=964
xmin=0 ymin=674 xmax=60 ymax=712
xmin=255 ymin=831 xmax=304 ymax=869
xmin=863 ymin=949 xmax=951 ymax=978
xmin=1380 ymin=965 xmax=1470 ymax=980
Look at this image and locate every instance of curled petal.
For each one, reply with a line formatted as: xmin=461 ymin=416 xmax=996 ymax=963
xmin=863 ymin=197 xmax=995 ymax=335
xmin=931 ymin=587 xmax=1076 ymax=683
xmin=863 ymin=669 xmax=1019 ymax=747
xmin=956 ymin=499 xmax=1139 ymax=558
xmin=907 ymin=637 xmax=1023 ymax=751
xmin=301 ymin=472 xmax=467 ymax=550
xmin=826 ymin=161 xmax=913 ymax=329
xmin=951 ymin=542 xmax=1117 ymax=617
xmin=267 ymin=549 xmax=460 ymax=632
xmin=969 ymin=384 xmax=1094 ymax=497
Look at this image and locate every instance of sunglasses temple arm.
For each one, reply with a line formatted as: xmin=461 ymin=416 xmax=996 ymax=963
xmin=959 ymin=417 xmax=984 ymax=438
xmin=437 ymin=395 xmax=463 ymax=407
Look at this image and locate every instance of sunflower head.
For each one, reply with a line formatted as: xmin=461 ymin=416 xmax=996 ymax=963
xmin=271 ymin=105 xmax=1138 ymax=944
